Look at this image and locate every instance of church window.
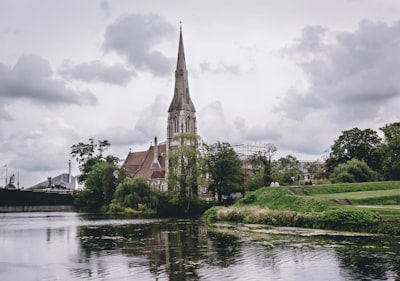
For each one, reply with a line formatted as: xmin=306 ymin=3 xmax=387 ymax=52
xmin=185 ymin=116 xmax=191 ymax=132
xmin=174 ymin=116 xmax=179 ymax=133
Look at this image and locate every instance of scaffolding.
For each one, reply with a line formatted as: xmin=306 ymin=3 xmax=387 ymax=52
xmin=232 ymin=143 xmax=273 ymax=161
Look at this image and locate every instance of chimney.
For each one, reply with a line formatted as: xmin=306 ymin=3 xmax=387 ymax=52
xmin=154 ymin=136 xmax=158 ymax=161
xmin=151 ymin=136 xmax=161 ymax=170
xmin=68 ymin=160 xmax=71 ymax=184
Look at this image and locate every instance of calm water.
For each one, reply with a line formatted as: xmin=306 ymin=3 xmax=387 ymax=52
xmin=0 ymin=212 xmax=399 ymax=281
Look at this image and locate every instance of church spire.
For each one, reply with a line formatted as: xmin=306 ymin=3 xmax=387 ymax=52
xmin=167 ymin=25 xmax=197 ymax=149
xmin=168 ymin=25 xmax=196 ymax=113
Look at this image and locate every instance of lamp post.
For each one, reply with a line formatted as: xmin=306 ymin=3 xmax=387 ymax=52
xmin=4 ymin=164 xmax=7 ymax=187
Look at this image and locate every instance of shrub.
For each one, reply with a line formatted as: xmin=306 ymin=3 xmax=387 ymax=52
xmin=320 ymin=208 xmax=381 ymax=230
xmin=108 ymin=201 xmax=124 ymax=213
xmin=330 ymin=159 xmax=378 ymax=183
xmin=204 ymin=206 xmax=220 ymax=223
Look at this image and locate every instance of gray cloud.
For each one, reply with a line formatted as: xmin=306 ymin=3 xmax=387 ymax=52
xmin=0 ymin=105 xmax=13 ymax=121
xmin=95 ymin=95 xmax=169 ymax=147
xmin=58 ymin=60 xmax=135 ymax=85
xmin=279 ymin=20 xmax=400 ymax=124
xmin=102 ymin=13 xmax=175 ymax=76
xmin=200 ymin=62 xmax=241 ymax=75
xmin=100 ymin=0 xmax=111 ymax=18
xmin=0 ymin=54 xmax=98 ymax=106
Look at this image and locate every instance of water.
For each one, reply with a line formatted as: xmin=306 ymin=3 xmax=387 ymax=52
xmin=0 ymin=212 xmax=399 ymax=281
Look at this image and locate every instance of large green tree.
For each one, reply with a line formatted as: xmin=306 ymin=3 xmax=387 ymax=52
xmin=380 ymin=122 xmax=400 ymax=180
xmin=325 ymin=128 xmax=382 ymax=175
xmin=74 ymin=161 xmax=127 ymax=211
xmin=71 ymin=139 xmax=119 ymax=182
xmin=71 ymin=139 xmax=127 ymax=211
xmin=205 ymin=142 xmax=242 ymax=203
xmin=167 ymin=133 xmax=207 ymax=212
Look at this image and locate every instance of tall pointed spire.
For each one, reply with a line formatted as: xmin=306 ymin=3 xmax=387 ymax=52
xmin=168 ymin=24 xmax=196 ymax=113
xmin=167 ymin=24 xmax=197 ymax=149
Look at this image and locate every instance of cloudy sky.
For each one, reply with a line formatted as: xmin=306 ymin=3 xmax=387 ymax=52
xmin=1 ymin=0 xmax=400 ymax=187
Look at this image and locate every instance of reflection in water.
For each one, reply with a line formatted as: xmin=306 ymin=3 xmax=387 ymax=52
xmin=0 ymin=212 xmax=399 ymax=280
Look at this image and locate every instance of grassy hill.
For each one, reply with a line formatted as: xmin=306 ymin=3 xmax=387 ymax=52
xmin=204 ymin=181 xmax=400 ymax=235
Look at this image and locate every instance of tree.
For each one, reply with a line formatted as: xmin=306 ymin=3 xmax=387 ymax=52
xmin=167 ymin=133 xmax=207 ymax=212
xmin=272 ymin=155 xmax=302 ymax=186
xmin=110 ymin=178 xmax=159 ymax=212
xmin=325 ymin=128 xmax=382 ymax=175
xmin=71 ymin=139 xmax=118 ymax=182
xmin=205 ymin=142 xmax=242 ymax=203
xmin=247 ymin=144 xmax=277 ymax=188
xmin=74 ymin=161 xmax=127 ymax=211
xmin=329 ymin=159 xmax=377 ymax=183
xmin=380 ymin=122 xmax=400 ymax=180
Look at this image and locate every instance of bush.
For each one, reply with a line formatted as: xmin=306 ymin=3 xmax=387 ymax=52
xmin=205 ymin=206 xmax=323 ymax=228
xmin=108 ymin=201 xmax=124 ymax=213
xmin=320 ymin=208 xmax=381 ymax=230
xmin=330 ymin=159 xmax=378 ymax=183
xmin=204 ymin=206 xmax=221 ymax=223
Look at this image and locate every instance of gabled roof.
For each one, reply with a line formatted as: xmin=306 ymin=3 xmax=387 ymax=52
xmin=123 ymin=144 xmax=167 ymax=180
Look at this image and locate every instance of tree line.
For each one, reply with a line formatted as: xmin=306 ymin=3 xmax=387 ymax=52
xmin=71 ymin=122 xmax=400 ymax=214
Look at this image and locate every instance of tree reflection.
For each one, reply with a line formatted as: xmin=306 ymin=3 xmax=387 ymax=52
xmin=75 ymin=219 xmax=400 ymax=281
xmin=76 ymin=220 xmax=211 ymax=280
xmin=334 ymin=236 xmax=400 ymax=280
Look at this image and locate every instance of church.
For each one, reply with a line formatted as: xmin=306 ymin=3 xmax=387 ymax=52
xmin=123 ymin=27 xmax=197 ymax=192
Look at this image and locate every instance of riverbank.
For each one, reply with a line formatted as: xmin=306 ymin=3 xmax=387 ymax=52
xmin=204 ymin=182 xmax=400 ymax=235
xmin=0 ymin=205 xmax=75 ymax=212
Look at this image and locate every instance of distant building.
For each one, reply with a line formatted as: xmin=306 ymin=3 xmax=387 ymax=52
xmin=123 ymin=26 xmax=197 ymax=192
xmin=29 ymin=160 xmax=80 ymax=190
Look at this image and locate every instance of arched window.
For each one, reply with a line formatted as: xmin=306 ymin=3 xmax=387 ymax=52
xmin=185 ymin=116 xmax=191 ymax=132
xmin=174 ymin=116 xmax=179 ymax=133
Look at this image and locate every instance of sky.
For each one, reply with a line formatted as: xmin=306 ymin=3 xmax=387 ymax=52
xmin=1 ymin=0 xmax=400 ymax=187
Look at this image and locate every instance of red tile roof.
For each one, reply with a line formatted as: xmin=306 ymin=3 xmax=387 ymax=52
xmin=123 ymin=144 xmax=167 ymax=180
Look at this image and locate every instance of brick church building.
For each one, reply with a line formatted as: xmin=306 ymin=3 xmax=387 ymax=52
xmin=123 ymin=27 xmax=197 ymax=192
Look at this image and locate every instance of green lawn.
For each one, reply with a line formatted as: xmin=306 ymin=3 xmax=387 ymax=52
xmin=313 ymin=189 xmax=400 ymax=200
xmin=310 ymin=188 xmax=400 ymax=216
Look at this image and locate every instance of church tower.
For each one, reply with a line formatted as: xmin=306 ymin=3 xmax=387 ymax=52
xmin=167 ymin=26 xmax=197 ymax=150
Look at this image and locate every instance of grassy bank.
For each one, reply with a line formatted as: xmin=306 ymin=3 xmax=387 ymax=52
xmin=204 ymin=182 xmax=400 ymax=235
